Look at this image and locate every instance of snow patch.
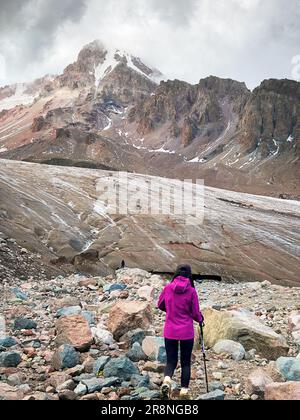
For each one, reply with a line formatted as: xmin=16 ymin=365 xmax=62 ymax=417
xmin=188 ymin=156 xmax=206 ymax=163
xmin=103 ymin=116 xmax=112 ymax=131
xmin=0 ymin=83 xmax=37 ymax=112
xmin=0 ymin=147 xmax=7 ymax=153
xmin=94 ymin=50 xmax=119 ymax=88
xmin=272 ymin=139 xmax=280 ymax=156
xmin=287 ymin=135 xmax=294 ymax=143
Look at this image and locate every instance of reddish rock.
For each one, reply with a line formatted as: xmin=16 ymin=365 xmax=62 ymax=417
xmin=107 ymin=301 xmax=152 ymax=341
xmin=246 ymin=368 xmax=274 ymax=397
xmin=265 ymin=382 xmax=300 ymax=400
xmin=55 ymin=315 xmax=94 ymax=352
xmin=78 ymin=278 xmax=98 ymax=288
xmin=137 ymin=286 xmax=156 ymax=301
xmin=46 ymin=372 xmax=72 ymax=389
xmin=0 ymin=383 xmax=24 ymax=400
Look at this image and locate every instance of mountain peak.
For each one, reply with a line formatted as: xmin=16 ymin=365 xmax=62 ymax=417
xmin=76 ymin=40 xmax=164 ymax=88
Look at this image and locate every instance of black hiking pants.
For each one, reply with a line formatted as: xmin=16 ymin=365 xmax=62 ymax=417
xmin=164 ymin=338 xmax=194 ymax=388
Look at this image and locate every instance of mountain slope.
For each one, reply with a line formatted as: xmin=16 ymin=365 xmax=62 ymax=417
xmin=0 ymin=40 xmax=299 ymax=198
xmin=0 ymin=159 xmax=299 ymax=286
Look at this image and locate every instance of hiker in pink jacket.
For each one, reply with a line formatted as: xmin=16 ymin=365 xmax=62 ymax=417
xmin=157 ymin=264 xmax=204 ymax=399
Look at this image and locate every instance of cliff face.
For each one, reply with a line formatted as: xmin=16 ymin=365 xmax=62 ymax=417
xmin=130 ymin=76 xmax=250 ymax=147
xmin=239 ymin=79 xmax=300 ymax=153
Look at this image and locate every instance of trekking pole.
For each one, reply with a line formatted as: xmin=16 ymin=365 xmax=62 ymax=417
xmin=200 ymin=323 xmax=209 ymax=394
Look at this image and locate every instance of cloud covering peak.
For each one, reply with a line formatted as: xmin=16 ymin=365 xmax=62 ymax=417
xmin=0 ymin=0 xmax=299 ymax=89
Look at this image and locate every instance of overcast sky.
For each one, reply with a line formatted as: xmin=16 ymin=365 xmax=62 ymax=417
xmin=0 ymin=0 xmax=299 ymax=89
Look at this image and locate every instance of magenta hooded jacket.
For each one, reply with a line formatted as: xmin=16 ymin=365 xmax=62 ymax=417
xmin=157 ymin=276 xmax=204 ymax=341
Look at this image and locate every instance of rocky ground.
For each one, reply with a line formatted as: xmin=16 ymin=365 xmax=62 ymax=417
xmin=0 ymin=235 xmax=67 ymax=283
xmin=1 ymin=267 xmax=300 ymax=401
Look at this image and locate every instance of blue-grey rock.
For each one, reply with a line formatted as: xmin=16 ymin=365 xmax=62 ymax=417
xmin=103 ymin=357 xmax=139 ymax=381
xmin=14 ymin=318 xmax=37 ymax=330
xmin=103 ymin=284 xmax=127 ymax=293
xmin=276 ymin=357 xmax=300 ymax=381
xmin=82 ymin=377 xmax=120 ymax=393
xmin=127 ymin=342 xmax=147 ymax=362
xmin=138 ymin=390 xmax=160 ymax=400
xmin=142 ymin=337 xmax=167 ymax=364
xmin=121 ymin=381 xmax=131 ymax=388
xmin=81 ymin=311 xmax=95 ymax=326
xmin=130 ymin=374 xmax=150 ymax=388
xmin=197 ymin=390 xmax=225 ymax=400
xmin=0 ymin=351 xmax=22 ymax=368
xmin=12 ymin=288 xmax=28 ymax=301
xmin=74 ymin=383 xmax=87 ymax=397
xmin=209 ymin=382 xmax=225 ymax=392
xmin=93 ymin=356 xmax=111 ymax=375
xmin=52 ymin=345 xmax=80 ymax=370
xmin=121 ymin=329 xmax=146 ymax=346
xmin=73 ymin=373 xmax=95 ymax=383
xmin=131 ymin=387 xmax=149 ymax=397
xmin=213 ymin=340 xmax=245 ymax=361
xmin=121 ymin=395 xmax=135 ymax=401
xmin=0 ymin=337 xmax=17 ymax=348
xmin=56 ymin=306 xmax=81 ymax=318
xmin=22 ymin=339 xmax=41 ymax=349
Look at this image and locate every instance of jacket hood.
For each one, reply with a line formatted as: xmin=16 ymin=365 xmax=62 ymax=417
xmin=171 ymin=276 xmax=191 ymax=294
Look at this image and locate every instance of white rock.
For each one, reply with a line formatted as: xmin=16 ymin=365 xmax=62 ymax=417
xmin=92 ymin=325 xmax=114 ymax=346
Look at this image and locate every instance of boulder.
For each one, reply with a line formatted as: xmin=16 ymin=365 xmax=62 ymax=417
xmin=137 ymin=286 xmax=156 ymax=301
xmin=265 ymin=382 xmax=300 ymax=400
xmin=93 ymin=356 xmax=111 ymax=376
xmin=143 ymin=361 xmax=165 ymax=373
xmin=13 ymin=318 xmax=37 ymax=331
xmin=196 ymin=390 xmax=225 ymax=400
xmin=245 ymin=369 xmax=274 ymax=397
xmin=82 ymin=377 xmax=120 ymax=394
xmin=120 ymin=328 xmax=146 ymax=348
xmin=288 ymin=311 xmax=300 ymax=331
xmin=0 ymin=352 xmax=22 ymax=368
xmin=103 ymin=357 xmax=139 ymax=381
xmin=142 ymin=337 xmax=167 ymax=363
xmin=213 ymin=340 xmax=245 ymax=361
xmin=276 ymin=357 xmax=300 ymax=381
xmin=47 ymin=372 xmax=72 ymax=388
xmin=56 ymin=306 xmax=82 ymax=318
xmin=0 ymin=383 xmax=24 ymax=400
xmin=92 ymin=326 xmax=114 ymax=346
xmin=202 ymin=308 xmax=289 ymax=360
xmin=78 ymin=279 xmax=99 ymax=288
xmin=130 ymin=374 xmax=150 ymax=388
xmin=74 ymin=383 xmax=87 ymax=397
xmin=0 ymin=337 xmax=17 ymax=348
xmin=103 ymin=284 xmax=127 ymax=293
xmin=55 ymin=315 xmax=94 ymax=352
xmin=116 ymin=268 xmax=151 ymax=285
xmin=12 ymin=288 xmax=28 ymax=301
xmin=107 ymin=301 xmax=152 ymax=341
xmin=127 ymin=342 xmax=148 ymax=362
xmin=51 ymin=345 xmax=80 ymax=371
xmin=265 ymin=361 xmax=286 ymax=382
xmin=58 ymin=390 xmax=77 ymax=401
xmin=81 ymin=311 xmax=95 ymax=326
xmin=56 ymin=380 xmax=76 ymax=392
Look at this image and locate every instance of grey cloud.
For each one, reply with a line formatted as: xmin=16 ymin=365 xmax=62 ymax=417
xmin=0 ymin=0 xmax=87 ymax=82
xmin=0 ymin=0 xmax=299 ymax=88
